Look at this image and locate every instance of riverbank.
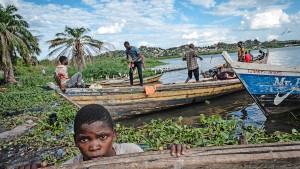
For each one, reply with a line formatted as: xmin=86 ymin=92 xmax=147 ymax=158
xmin=1 ymin=53 xmax=300 ymax=168
xmin=0 ymin=83 xmax=299 ymax=168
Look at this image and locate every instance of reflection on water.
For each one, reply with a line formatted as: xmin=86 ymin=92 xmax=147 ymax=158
xmin=116 ymin=91 xmax=262 ymax=127
xmin=118 ymin=46 xmax=300 ymax=133
xmin=116 ymin=90 xmax=299 ymax=133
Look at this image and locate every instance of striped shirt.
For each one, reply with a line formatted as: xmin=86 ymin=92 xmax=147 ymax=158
xmin=184 ymin=48 xmax=199 ymax=70
xmin=55 ymin=65 xmax=69 ymax=85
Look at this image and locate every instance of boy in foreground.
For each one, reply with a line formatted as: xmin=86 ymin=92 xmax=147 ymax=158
xmin=15 ymin=104 xmax=189 ymax=168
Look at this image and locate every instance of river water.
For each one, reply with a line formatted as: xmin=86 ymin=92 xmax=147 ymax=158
xmin=117 ymin=46 xmax=300 ymax=133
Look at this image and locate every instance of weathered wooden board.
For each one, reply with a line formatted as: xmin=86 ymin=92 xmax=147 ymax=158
xmin=45 ymin=141 xmax=300 ymax=169
xmin=0 ymin=120 xmax=37 ymax=142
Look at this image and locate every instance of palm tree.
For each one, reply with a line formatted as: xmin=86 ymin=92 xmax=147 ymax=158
xmin=47 ymin=26 xmax=113 ymax=71
xmin=0 ymin=4 xmax=40 ymax=83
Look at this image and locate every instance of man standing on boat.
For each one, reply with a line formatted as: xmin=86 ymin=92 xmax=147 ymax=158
xmin=237 ymin=41 xmax=245 ymax=62
xmin=124 ymin=41 xmax=144 ymax=86
xmin=183 ymin=44 xmax=203 ymax=83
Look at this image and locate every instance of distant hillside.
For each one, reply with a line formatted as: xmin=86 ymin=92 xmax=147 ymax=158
xmin=98 ymin=40 xmax=300 ymax=58
xmin=99 ymin=44 xmax=220 ymax=58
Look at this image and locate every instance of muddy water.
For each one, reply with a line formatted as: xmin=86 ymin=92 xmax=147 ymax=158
xmin=117 ymin=46 xmax=300 ymax=133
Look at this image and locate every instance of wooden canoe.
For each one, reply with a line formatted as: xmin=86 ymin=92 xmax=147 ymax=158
xmin=45 ymin=141 xmax=300 ymax=169
xmin=163 ymin=66 xmax=187 ymax=72
xmin=63 ymin=79 xmax=243 ymax=118
xmin=94 ymin=73 xmax=163 ymax=87
xmin=222 ymin=51 xmax=300 ymax=117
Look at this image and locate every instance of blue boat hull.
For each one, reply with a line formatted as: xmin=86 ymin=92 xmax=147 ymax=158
xmin=238 ymin=74 xmax=300 ymax=116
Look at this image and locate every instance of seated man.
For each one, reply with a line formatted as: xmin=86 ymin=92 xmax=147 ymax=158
xmin=214 ymin=71 xmax=236 ymax=80
xmin=55 ymin=56 xmax=85 ymax=91
xmin=258 ymin=50 xmax=266 ymax=60
xmin=244 ymin=51 xmax=251 ymax=63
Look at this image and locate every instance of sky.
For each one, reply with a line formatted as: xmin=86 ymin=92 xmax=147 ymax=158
xmin=0 ymin=0 xmax=300 ymax=60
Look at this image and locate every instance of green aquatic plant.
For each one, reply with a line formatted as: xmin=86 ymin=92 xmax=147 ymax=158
xmin=0 ymin=83 xmax=299 ymax=167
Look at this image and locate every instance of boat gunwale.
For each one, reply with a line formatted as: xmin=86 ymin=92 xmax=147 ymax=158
xmin=222 ymin=51 xmax=300 ymax=73
xmin=98 ymin=73 xmax=163 ymax=85
xmin=65 ymin=79 xmax=241 ymax=94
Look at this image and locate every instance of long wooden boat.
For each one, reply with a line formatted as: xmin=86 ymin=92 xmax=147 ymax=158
xmin=62 ymin=79 xmax=243 ymax=118
xmin=44 ymin=141 xmax=300 ymax=169
xmin=95 ymin=73 xmax=163 ymax=87
xmin=163 ymin=66 xmax=187 ymax=72
xmin=222 ymin=51 xmax=300 ymax=117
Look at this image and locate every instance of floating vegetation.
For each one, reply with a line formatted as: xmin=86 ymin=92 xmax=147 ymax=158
xmin=0 ymin=58 xmax=300 ymax=167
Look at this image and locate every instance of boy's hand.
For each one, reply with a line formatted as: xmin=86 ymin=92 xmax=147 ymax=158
xmin=167 ymin=144 xmax=190 ymax=157
xmin=14 ymin=161 xmax=47 ymax=169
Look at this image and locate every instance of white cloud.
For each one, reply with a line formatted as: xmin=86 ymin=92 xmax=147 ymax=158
xmin=241 ymin=8 xmax=290 ymax=30
xmin=189 ymin=0 xmax=216 ymax=9
xmin=97 ymin=20 xmax=126 ymax=34
xmin=0 ymin=0 xmax=18 ymax=6
xmin=81 ymin=0 xmax=97 ymax=5
xmin=138 ymin=41 xmax=154 ymax=47
xmin=181 ymin=27 xmax=236 ymax=46
xmin=182 ymin=31 xmax=199 ymax=39
xmin=291 ymin=11 xmax=300 ymax=25
xmin=267 ymin=34 xmax=278 ymax=41
xmin=208 ymin=0 xmax=291 ymax=16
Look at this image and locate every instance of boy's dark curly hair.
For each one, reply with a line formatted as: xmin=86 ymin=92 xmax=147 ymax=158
xmin=74 ymin=104 xmax=114 ymax=134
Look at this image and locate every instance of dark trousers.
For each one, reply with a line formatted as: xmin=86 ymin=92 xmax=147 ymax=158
xmin=188 ymin=68 xmax=199 ymax=82
xmin=129 ymin=61 xmax=143 ymax=86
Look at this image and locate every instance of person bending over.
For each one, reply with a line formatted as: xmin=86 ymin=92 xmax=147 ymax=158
xmin=124 ymin=41 xmax=144 ymax=86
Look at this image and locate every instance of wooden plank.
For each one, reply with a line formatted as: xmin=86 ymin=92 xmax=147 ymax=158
xmin=0 ymin=120 xmax=37 ymax=142
xmin=44 ymin=141 xmax=300 ymax=169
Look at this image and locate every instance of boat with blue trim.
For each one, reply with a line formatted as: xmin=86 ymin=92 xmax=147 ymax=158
xmin=222 ymin=51 xmax=300 ymax=117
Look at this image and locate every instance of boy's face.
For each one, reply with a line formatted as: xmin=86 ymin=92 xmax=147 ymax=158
xmin=74 ymin=121 xmax=116 ymax=161
xmin=124 ymin=44 xmax=131 ymax=50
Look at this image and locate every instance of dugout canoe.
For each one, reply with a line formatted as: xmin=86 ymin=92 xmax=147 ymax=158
xmin=222 ymin=51 xmax=300 ymax=117
xmin=61 ymin=79 xmax=243 ymax=118
xmin=94 ymin=73 xmax=163 ymax=87
xmin=44 ymin=141 xmax=300 ymax=169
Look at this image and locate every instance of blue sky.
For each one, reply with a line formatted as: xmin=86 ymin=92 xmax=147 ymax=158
xmin=0 ymin=0 xmax=300 ymax=60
